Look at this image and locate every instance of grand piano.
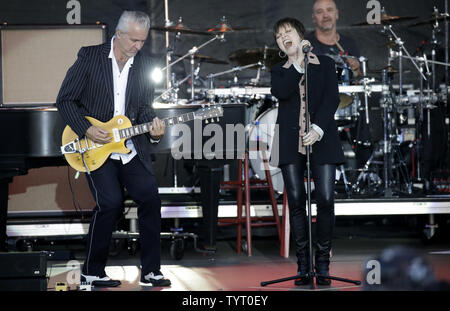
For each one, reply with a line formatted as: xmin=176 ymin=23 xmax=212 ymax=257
xmin=0 ymin=103 xmax=246 ymax=251
xmin=0 ymin=106 xmax=66 ymax=251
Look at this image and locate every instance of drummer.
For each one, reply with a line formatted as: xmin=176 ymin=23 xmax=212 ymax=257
xmin=306 ymin=0 xmax=362 ymax=79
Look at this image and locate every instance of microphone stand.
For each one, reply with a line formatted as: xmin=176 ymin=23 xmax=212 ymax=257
xmin=261 ymin=48 xmax=361 ymax=289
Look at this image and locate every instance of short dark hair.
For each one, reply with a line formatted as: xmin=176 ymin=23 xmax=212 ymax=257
xmin=273 ymin=17 xmax=305 ymax=39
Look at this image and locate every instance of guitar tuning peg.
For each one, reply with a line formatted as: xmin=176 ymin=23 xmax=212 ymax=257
xmin=210 ymin=118 xmax=215 ymax=123
xmin=205 ymin=119 xmax=209 ymax=124
xmin=216 ymin=117 xmax=220 ymax=122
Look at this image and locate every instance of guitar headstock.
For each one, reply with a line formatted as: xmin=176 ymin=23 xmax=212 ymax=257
xmin=194 ymin=104 xmax=223 ymax=123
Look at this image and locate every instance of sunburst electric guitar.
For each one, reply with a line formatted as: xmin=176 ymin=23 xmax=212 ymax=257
xmin=60 ymin=105 xmax=223 ymax=172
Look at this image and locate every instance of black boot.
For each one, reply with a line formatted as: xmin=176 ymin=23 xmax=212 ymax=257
xmin=315 ymin=241 xmax=331 ymax=286
xmin=294 ymin=241 xmax=311 ymax=286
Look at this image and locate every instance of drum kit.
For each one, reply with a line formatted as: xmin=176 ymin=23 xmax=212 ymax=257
xmin=152 ymin=6 xmax=450 ymax=198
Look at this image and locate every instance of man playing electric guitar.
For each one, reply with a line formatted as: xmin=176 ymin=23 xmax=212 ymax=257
xmin=56 ymin=11 xmax=170 ymax=288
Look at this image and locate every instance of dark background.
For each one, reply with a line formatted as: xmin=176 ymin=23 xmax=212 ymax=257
xmin=0 ymin=0 xmax=447 ymax=86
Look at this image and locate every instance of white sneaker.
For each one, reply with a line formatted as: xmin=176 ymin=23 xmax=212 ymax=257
xmin=139 ymin=271 xmax=171 ymax=287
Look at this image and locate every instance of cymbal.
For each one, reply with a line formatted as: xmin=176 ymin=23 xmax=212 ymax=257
xmin=228 ymin=47 xmax=283 ymax=69
xmin=174 ymin=54 xmax=228 ymax=65
xmin=352 ymin=13 xmax=417 ymax=26
xmin=369 ymin=65 xmax=399 ymax=74
xmin=152 ymin=18 xmax=210 ymax=35
xmin=409 ymin=13 xmax=449 ymax=27
xmin=207 ymin=16 xmax=252 ymax=33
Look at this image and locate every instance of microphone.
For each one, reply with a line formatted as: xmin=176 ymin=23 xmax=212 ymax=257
xmin=301 ymin=40 xmax=311 ymax=53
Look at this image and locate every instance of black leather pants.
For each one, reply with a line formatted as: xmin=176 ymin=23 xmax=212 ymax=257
xmin=280 ymin=154 xmax=336 ymax=270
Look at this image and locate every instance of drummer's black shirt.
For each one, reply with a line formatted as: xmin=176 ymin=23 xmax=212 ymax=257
xmin=306 ymin=31 xmax=361 ymax=83
xmin=305 ymin=31 xmax=361 ymax=61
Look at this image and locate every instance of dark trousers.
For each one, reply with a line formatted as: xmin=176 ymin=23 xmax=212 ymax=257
xmin=280 ymin=154 xmax=336 ymax=264
xmin=82 ymin=157 xmax=161 ymax=276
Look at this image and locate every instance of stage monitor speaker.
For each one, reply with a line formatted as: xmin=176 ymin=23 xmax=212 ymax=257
xmin=0 ymin=24 xmax=106 ymax=106
xmin=0 ymin=251 xmax=47 ymax=278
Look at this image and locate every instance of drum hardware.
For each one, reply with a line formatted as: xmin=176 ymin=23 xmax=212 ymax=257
xmin=373 ymin=22 xmax=447 ymax=195
xmin=408 ymin=9 xmax=450 ymax=28
xmin=353 ymin=66 xmax=413 ymax=197
xmin=382 ymin=25 xmax=427 ymax=81
xmin=351 ymin=145 xmax=383 ymax=195
xmin=336 ymin=164 xmax=352 ymax=198
xmin=206 ymin=62 xmax=263 ymax=88
xmin=391 ymin=7 xmax=450 ymax=185
xmin=152 ymin=16 xmax=215 ymax=90
xmin=152 ymin=15 xmax=254 ymax=102
xmin=154 ymin=72 xmax=194 ymax=104
xmin=381 ymin=68 xmax=412 ymax=196
xmin=332 ymin=52 xmax=356 ymax=109
xmin=360 ymin=56 xmax=371 ymax=125
xmin=396 ymin=93 xmax=443 ymax=107
xmin=152 ymin=31 xmax=227 ymax=102
xmin=204 ymin=85 xmax=393 ymax=97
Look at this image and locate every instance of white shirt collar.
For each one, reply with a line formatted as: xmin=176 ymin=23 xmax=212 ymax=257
xmin=108 ymin=36 xmax=134 ymax=66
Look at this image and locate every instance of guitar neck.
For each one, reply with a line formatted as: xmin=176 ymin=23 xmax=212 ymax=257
xmin=118 ymin=111 xmax=197 ymax=140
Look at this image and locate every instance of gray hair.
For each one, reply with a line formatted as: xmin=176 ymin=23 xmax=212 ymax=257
xmin=115 ymin=11 xmax=150 ymax=33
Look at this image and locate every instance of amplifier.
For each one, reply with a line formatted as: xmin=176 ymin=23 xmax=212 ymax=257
xmin=0 ymin=251 xmax=47 ymax=278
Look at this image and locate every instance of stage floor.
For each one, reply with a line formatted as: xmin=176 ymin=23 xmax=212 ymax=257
xmin=46 ymin=230 xmax=450 ymax=291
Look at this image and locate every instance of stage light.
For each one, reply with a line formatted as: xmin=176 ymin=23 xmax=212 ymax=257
xmin=151 ymin=67 xmax=163 ymax=83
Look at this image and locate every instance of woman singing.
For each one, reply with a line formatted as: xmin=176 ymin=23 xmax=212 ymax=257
xmin=271 ymin=17 xmax=345 ymax=286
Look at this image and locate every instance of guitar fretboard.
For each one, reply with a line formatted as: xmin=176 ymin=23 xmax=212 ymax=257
xmin=118 ymin=111 xmax=197 ymax=140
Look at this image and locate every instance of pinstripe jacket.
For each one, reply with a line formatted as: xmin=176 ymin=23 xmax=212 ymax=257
xmin=56 ymin=41 xmax=157 ymax=174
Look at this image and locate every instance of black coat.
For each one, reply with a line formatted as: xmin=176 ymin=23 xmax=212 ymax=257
xmin=270 ymin=55 xmax=345 ymax=166
xmin=56 ymin=41 xmax=157 ymax=174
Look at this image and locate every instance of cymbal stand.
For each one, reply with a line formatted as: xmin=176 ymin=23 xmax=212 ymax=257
xmin=353 ymin=71 xmax=412 ymax=196
xmin=379 ymin=69 xmax=412 ymax=196
xmin=350 ymin=56 xmax=379 ymax=195
xmin=384 ymin=25 xmax=427 ymax=81
xmin=359 ymin=56 xmax=371 ymax=125
xmin=250 ymin=46 xmax=270 ymax=85
xmin=385 ymin=26 xmax=425 ymax=195
xmin=206 ymin=62 xmax=262 ymax=88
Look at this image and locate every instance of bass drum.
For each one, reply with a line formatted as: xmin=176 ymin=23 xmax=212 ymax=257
xmin=248 ymin=107 xmax=285 ymax=194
